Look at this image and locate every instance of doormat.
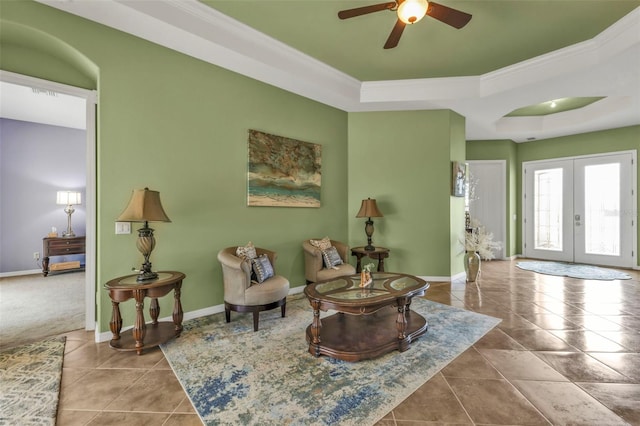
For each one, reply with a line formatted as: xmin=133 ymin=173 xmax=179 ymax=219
xmin=516 ymin=261 xmax=632 ymax=280
xmin=161 ymin=295 xmax=500 ymax=425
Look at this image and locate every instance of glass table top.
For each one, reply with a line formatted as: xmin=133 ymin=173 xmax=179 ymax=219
xmin=306 ymin=273 xmax=428 ymax=302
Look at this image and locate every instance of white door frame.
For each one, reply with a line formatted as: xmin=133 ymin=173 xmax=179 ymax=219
xmin=1 ymin=70 xmax=97 ymax=331
xmin=522 ymin=150 xmax=637 ymax=268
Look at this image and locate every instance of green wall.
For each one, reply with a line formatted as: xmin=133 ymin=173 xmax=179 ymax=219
xmin=347 ymin=110 xmax=466 ymax=277
xmin=1 ymin=1 xmax=350 ymax=332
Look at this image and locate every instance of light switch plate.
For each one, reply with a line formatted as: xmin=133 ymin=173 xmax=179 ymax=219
xmin=115 ymin=222 xmax=131 ymax=234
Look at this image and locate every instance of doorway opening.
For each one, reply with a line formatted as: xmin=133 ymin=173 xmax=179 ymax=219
xmin=0 ymin=70 xmax=97 ymax=333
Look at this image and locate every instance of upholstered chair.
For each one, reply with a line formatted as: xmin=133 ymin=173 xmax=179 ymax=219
xmin=302 ymin=239 xmax=356 ymax=284
xmin=217 ymin=246 xmax=290 ymax=331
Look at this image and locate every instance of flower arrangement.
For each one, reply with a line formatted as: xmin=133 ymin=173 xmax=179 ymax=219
xmin=360 ymin=263 xmax=375 ymax=287
xmin=462 ymin=219 xmax=502 ymax=260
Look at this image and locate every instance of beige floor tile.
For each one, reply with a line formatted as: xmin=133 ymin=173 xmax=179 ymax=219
xmin=550 ymin=330 xmax=628 ymax=352
xmin=503 ymin=329 xmax=578 ymax=351
xmin=391 ymin=374 xmax=472 ymax=423
xmin=588 ymin=352 xmax=640 ymax=381
xmin=441 ymin=347 xmax=503 ymax=379
xmin=478 ymin=349 xmax=568 ymax=381
xmin=99 ymin=346 xmax=165 ymax=368
xmin=59 ymin=368 xmax=145 ymax=410
xmin=595 ymin=330 xmax=640 ymax=351
xmin=56 ymin=409 xmax=100 ymax=425
xmin=534 ymin=351 xmax=634 ymax=383
xmin=472 ymin=328 xmax=526 ymax=350
xmin=518 ymin=313 xmax=581 ymax=330
xmin=445 ymin=377 xmax=550 ymax=425
xmin=164 ymin=413 xmax=205 ymax=425
xmin=513 ymin=380 xmax=628 ymax=425
xmin=86 ymin=411 xmax=170 ymax=425
xmin=577 ymin=383 xmax=640 ymax=425
xmin=104 ymin=369 xmax=188 ymax=412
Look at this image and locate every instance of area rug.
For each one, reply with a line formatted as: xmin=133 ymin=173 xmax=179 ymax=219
xmin=161 ymin=296 xmax=500 ymax=425
xmin=0 ymin=336 xmax=66 ymax=425
xmin=516 ymin=261 xmax=632 ymax=280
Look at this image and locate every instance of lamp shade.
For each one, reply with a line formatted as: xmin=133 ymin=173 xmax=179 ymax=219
xmin=57 ymin=191 xmax=82 ymax=205
xmin=356 ymin=198 xmax=383 ymax=218
xmin=117 ymin=188 xmax=171 ymax=223
xmin=397 ymin=0 xmax=429 ymax=24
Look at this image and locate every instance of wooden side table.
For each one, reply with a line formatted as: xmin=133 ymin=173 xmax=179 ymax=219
xmin=351 ymin=246 xmax=390 ymax=272
xmin=104 ymin=271 xmax=185 ymax=355
xmin=42 ymin=236 xmax=85 ymax=276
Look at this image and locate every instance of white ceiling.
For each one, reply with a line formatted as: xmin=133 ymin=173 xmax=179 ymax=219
xmin=4 ymin=0 xmax=639 ymax=142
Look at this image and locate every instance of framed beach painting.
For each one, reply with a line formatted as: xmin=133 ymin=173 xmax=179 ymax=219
xmin=247 ymin=129 xmax=322 ymax=207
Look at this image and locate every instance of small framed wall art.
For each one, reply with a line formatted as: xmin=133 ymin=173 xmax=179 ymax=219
xmin=452 ymin=161 xmax=467 ymax=197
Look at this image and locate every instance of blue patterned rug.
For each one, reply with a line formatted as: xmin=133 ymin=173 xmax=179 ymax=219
xmin=516 ymin=261 xmax=632 ymax=280
xmin=0 ymin=336 xmax=66 ymax=425
xmin=161 ymin=295 xmax=500 ymax=425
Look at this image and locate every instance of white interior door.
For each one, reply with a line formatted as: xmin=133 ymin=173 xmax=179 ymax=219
xmin=468 ymin=160 xmax=506 ymax=259
xmin=524 ymin=151 xmax=637 ymax=268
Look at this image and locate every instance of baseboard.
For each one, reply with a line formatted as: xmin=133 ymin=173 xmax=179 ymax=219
xmin=0 ymin=269 xmax=42 ymax=278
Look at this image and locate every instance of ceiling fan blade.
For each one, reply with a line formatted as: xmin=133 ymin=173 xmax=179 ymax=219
xmin=384 ymin=19 xmax=406 ymax=49
xmin=338 ymin=2 xmax=396 ymax=20
xmin=426 ymin=1 xmax=472 ymax=29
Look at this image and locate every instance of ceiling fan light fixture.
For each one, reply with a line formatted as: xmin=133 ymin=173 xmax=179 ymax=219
xmin=397 ymin=0 xmax=429 ymax=24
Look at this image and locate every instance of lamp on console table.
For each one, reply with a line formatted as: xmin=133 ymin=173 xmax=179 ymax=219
xmin=356 ymin=197 xmax=383 ymax=251
xmin=56 ymin=190 xmax=82 ymax=237
xmin=117 ymin=187 xmax=171 ymax=282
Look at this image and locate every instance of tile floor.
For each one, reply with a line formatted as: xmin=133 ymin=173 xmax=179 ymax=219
xmin=56 ymin=259 xmax=639 ymax=425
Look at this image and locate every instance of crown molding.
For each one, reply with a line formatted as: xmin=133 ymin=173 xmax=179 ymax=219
xmin=34 ymin=1 xmax=640 ymax=141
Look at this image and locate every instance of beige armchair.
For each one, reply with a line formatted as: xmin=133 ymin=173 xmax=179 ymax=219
xmin=217 ymin=246 xmax=290 ymax=331
xmin=303 ymin=239 xmax=356 ymax=284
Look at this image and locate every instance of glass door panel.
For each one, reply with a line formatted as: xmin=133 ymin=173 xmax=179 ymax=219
xmin=534 ymin=168 xmax=563 ymax=251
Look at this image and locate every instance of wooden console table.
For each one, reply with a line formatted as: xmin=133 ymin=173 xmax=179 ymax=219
xmin=42 ymin=236 xmax=85 ymax=276
xmin=105 ymin=271 xmax=185 ymax=355
xmin=351 ymin=246 xmax=390 ymax=272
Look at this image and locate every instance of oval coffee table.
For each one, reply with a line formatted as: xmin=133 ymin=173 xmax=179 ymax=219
xmin=303 ymin=272 xmax=429 ymax=362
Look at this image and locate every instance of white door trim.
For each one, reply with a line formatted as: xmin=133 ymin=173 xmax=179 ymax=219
xmin=0 ymin=70 xmax=97 ymax=331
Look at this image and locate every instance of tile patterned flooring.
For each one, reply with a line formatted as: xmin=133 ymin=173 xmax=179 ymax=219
xmin=56 ymin=260 xmax=639 ymax=425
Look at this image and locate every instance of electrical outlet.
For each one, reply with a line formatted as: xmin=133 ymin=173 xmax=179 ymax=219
xmin=33 ymin=252 xmax=40 ymax=260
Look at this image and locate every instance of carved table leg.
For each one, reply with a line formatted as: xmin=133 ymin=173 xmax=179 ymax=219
xmin=109 ymin=300 xmax=122 ymax=341
xmin=354 ymin=253 xmax=364 ymax=273
xmin=149 ymin=298 xmax=160 ymax=325
xmin=133 ymin=288 xmax=146 ymax=355
xmin=377 ymin=254 xmax=386 ymax=272
xmin=173 ymin=280 xmax=184 ymax=335
xmin=43 ymin=257 xmax=50 ymax=277
xmin=396 ymin=297 xmax=408 ymax=351
xmin=310 ymin=299 xmax=322 ymax=357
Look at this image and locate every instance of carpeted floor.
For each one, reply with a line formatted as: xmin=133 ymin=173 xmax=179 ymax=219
xmin=161 ymin=295 xmax=501 ymax=425
xmin=0 ymin=336 xmax=66 ymax=425
xmin=0 ymin=272 xmax=85 ymax=350
xmin=516 ymin=261 xmax=632 ymax=280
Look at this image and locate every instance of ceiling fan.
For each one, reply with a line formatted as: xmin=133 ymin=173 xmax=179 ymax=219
xmin=338 ymin=0 xmax=472 ymax=49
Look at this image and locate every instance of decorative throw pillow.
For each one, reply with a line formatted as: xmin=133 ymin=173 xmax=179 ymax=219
xmin=251 ymin=254 xmax=274 ymax=283
xmin=309 ymin=237 xmax=332 ymax=251
xmin=322 ymin=246 xmax=343 ymax=269
xmin=236 ymin=241 xmax=257 ymax=259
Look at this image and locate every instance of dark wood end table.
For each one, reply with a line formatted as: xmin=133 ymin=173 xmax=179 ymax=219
xmin=104 ymin=271 xmax=185 ymax=355
xmin=304 ymin=272 xmax=429 ymax=362
xmin=351 ymin=246 xmax=390 ymax=272
xmin=42 ymin=236 xmax=86 ymax=276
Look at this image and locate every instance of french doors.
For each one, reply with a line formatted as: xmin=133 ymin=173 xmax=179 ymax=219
xmin=523 ymin=151 xmax=636 ymax=268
